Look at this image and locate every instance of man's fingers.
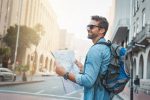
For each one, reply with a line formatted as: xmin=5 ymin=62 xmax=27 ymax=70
xmin=74 ymin=59 xmax=78 ymax=64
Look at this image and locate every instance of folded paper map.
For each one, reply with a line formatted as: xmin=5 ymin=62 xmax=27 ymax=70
xmin=52 ymin=50 xmax=82 ymax=94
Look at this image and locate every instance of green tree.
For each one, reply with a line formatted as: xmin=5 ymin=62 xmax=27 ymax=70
xmin=15 ymin=64 xmax=29 ymax=81
xmin=34 ymin=23 xmax=45 ymax=36
xmin=3 ymin=25 xmax=40 ymax=64
xmin=0 ymin=47 xmax=11 ymax=68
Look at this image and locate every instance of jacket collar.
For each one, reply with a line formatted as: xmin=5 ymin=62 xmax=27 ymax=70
xmin=96 ymin=37 xmax=106 ymax=44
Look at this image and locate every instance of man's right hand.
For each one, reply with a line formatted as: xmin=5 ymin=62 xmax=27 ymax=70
xmin=74 ymin=60 xmax=83 ymax=72
xmin=55 ymin=61 xmax=66 ymax=76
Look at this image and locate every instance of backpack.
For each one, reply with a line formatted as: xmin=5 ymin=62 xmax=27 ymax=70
xmin=97 ymin=40 xmax=130 ymax=94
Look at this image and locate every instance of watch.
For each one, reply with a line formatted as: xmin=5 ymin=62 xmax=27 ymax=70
xmin=63 ymin=72 xmax=69 ymax=80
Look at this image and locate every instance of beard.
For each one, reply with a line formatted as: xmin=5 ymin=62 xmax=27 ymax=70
xmin=87 ymin=33 xmax=98 ymax=39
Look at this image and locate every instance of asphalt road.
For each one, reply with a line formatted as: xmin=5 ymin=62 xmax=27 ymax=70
xmin=0 ymin=76 xmax=82 ymax=100
xmin=0 ymin=76 xmax=122 ymax=100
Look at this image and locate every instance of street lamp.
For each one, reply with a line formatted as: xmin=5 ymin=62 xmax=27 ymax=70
xmin=128 ymin=40 xmax=146 ymax=100
xmin=13 ymin=0 xmax=23 ymax=70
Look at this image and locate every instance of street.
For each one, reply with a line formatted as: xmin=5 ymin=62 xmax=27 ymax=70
xmin=0 ymin=76 xmax=82 ymax=100
xmin=0 ymin=76 xmax=122 ymax=100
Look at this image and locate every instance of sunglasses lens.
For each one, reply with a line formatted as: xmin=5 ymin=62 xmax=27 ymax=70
xmin=87 ymin=25 xmax=94 ymax=30
xmin=87 ymin=25 xmax=100 ymax=30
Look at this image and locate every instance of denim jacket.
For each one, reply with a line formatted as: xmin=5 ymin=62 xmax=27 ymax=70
xmin=75 ymin=38 xmax=111 ymax=100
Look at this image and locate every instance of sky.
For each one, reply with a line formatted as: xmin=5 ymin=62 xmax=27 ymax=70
xmin=49 ymin=0 xmax=112 ymax=39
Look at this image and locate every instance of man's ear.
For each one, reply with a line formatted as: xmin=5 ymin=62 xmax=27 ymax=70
xmin=99 ymin=28 xmax=105 ymax=34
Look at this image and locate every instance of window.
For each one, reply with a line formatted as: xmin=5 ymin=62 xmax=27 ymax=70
xmin=132 ymin=2 xmax=135 ymax=16
xmin=5 ymin=0 xmax=10 ymax=23
xmin=135 ymin=0 xmax=138 ymax=12
xmin=142 ymin=8 xmax=146 ymax=27
xmin=135 ymin=0 xmax=139 ymax=12
xmin=133 ymin=24 xmax=136 ymax=37
xmin=0 ymin=0 xmax=3 ymax=22
xmin=137 ymin=0 xmax=139 ymax=10
xmin=136 ymin=18 xmax=139 ymax=33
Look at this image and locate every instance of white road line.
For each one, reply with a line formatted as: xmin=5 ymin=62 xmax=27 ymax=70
xmin=35 ymin=90 xmax=45 ymax=94
xmin=66 ymin=89 xmax=83 ymax=96
xmin=66 ymin=90 xmax=79 ymax=95
xmin=51 ymin=86 xmax=58 ymax=89
xmin=0 ymin=90 xmax=80 ymax=100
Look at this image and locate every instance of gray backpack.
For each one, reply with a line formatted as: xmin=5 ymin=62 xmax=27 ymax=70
xmin=96 ymin=41 xmax=130 ymax=94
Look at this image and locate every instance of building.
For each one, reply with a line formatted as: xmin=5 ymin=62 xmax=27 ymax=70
xmin=59 ymin=29 xmax=75 ymax=50
xmin=129 ymin=0 xmax=150 ymax=80
xmin=0 ymin=0 xmax=61 ymax=75
xmin=0 ymin=0 xmax=12 ymax=42
xmin=110 ymin=0 xmax=150 ymax=99
xmin=59 ymin=29 xmax=67 ymax=50
xmin=110 ymin=0 xmax=150 ymax=80
xmin=108 ymin=0 xmax=130 ymax=45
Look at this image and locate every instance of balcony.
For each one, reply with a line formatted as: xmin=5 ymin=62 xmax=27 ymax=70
xmin=133 ymin=24 xmax=150 ymax=46
xmin=127 ymin=42 xmax=145 ymax=53
xmin=112 ymin=19 xmax=130 ymax=43
xmin=127 ymin=24 xmax=150 ymax=53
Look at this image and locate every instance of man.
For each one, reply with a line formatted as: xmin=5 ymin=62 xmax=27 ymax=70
xmin=55 ymin=15 xmax=111 ymax=100
xmin=134 ymin=75 xmax=140 ymax=94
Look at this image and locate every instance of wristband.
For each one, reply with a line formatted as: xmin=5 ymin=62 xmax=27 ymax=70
xmin=63 ymin=72 xmax=69 ymax=80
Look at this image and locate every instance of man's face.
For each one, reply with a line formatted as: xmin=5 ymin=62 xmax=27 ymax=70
xmin=87 ymin=20 xmax=100 ymax=39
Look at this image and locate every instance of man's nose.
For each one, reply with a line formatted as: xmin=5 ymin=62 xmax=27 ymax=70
xmin=87 ymin=29 xmax=91 ymax=33
xmin=87 ymin=26 xmax=91 ymax=31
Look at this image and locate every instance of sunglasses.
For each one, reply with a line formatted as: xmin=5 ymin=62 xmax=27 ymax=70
xmin=87 ymin=25 xmax=100 ymax=30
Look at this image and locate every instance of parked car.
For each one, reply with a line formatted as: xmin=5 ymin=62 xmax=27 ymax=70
xmin=0 ymin=68 xmax=16 ymax=81
xmin=41 ymin=71 xmax=51 ymax=76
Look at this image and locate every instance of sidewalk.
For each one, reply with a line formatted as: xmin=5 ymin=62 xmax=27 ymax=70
xmin=0 ymin=93 xmax=67 ymax=100
xmin=0 ymin=75 xmax=45 ymax=86
xmin=117 ymin=92 xmax=130 ymax=100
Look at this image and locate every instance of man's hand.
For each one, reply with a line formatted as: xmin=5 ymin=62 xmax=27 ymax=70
xmin=74 ymin=60 xmax=83 ymax=72
xmin=55 ymin=61 xmax=66 ymax=76
xmin=55 ymin=61 xmax=76 ymax=82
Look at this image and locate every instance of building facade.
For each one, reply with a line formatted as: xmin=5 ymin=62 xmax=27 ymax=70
xmin=0 ymin=0 xmax=12 ymax=41
xmin=129 ymin=0 xmax=150 ymax=80
xmin=110 ymin=0 xmax=150 ymax=98
xmin=0 ymin=0 xmax=61 ymax=75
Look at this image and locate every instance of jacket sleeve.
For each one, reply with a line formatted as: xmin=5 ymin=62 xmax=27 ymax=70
xmin=75 ymin=45 xmax=103 ymax=88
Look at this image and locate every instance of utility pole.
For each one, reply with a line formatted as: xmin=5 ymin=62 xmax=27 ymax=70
xmin=0 ymin=35 xmax=3 ymax=64
xmin=129 ymin=40 xmax=146 ymax=100
xmin=13 ymin=0 xmax=23 ymax=70
xmin=0 ymin=35 xmax=2 ymax=48
xmin=130 ymin=50 xmax=134 ymax=100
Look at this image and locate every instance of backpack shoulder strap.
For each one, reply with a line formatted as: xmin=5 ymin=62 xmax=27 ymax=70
xmin=96 ymin=41 xmax=120 ymax=58
xmin=95 ymin=40 xmax=112 ymax=47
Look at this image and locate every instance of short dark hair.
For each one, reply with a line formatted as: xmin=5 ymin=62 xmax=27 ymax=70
xmin=91 ymin=15 xmax=109 ymax=34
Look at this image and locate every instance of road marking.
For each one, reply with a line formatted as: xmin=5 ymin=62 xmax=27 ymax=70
xmin=0 ymin=90 xmax=81 ymax=100
xmin=66 ymin=90 xmax=79 ymax=95
xmin=66 ymin=89 xmax=83 ymax=96
xmin=35 ymin=90 xmax=45 ymax=94
xmin=52 ymin=86 xmax=58 ymax=89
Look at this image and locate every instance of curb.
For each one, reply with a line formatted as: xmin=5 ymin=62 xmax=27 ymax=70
xmin=0 ymin=80 xmax=44 ymax=86
xmin=116 ymin=94 xmax=124 ymax=100
xmin=117 ymin=92 xmax=130 ymax=100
